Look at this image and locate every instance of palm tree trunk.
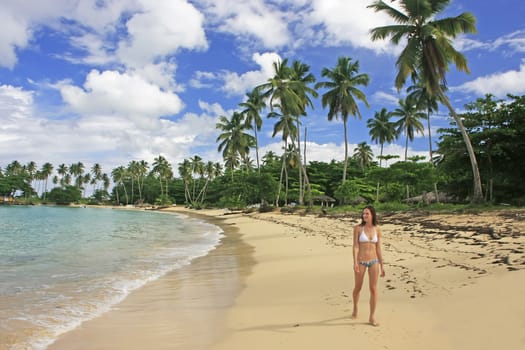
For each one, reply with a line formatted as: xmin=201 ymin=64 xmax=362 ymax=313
xmin=254 ymin=126 xmax=260 ymax=173
xmin=427 ymin=107 xmax=440 ymax=203
xmin=440 ymin=93 xmax=483 ymax=203
xmin=343 ymin=119 xmax=348 ymax=182
xmin=295 ymin=120 xmax=303 ymax=205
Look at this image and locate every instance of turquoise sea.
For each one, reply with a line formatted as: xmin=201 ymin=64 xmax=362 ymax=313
xmin=0 ymin=206 xmax=223 ymax=350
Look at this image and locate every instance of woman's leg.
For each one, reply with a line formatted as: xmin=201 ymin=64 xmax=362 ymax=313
xmin=368 ymin=263 xmax=380 ymax=326
xmin=352 ymin=264 xmax=366 ymax=318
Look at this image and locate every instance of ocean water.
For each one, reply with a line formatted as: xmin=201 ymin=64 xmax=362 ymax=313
xmin=0 ymin=206 xmax=223 ymax=350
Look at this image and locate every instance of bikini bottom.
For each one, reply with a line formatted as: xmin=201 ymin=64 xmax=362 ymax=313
xmin=358 ymin=259 xmax=379 ymax=268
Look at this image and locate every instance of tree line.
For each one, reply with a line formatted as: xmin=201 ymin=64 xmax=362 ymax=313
xmin=1 ymin=93 xmax=524 ymax=207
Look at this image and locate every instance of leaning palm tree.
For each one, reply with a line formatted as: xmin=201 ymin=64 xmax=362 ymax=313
xmin=367 ymin=108 xmax=398 ymax=167
xmin=368 ymin=0 xmax=483 ymax=203
xmin=239 ymin=88 xmax=266 ymax=172
xmin=391 ymin=97 xmax=426 ymax=161
xmin=315 ymin=56 xmax=370 ymax=183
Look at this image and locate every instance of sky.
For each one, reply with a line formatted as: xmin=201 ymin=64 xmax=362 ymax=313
xmin=1 ymin=0 xmax=524 ymax=179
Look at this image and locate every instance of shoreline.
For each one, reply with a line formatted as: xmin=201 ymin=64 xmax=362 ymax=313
xmin=49 ymin=207 xmax=525 ymax=349
xmin=48 ymin=207 xmax=255 ymax=350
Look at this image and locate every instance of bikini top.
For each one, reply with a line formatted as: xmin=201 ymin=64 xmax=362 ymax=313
xmin=359 ymin=227 xmax=378 ymax=243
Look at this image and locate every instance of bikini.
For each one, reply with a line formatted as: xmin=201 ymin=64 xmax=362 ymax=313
xmin=358 ymin=227 xmax=379 ymax=268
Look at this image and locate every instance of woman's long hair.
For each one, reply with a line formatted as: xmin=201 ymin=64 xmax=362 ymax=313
xmin=360 ymin=205 xmax=378 ymax=226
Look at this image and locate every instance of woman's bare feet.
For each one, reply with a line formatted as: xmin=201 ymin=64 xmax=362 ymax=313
xmin=369 ymin=319 xmax=380 ymax=327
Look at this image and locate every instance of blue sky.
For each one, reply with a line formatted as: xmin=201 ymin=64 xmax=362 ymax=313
xmin=1 ymin=0 xmax=524 ymax=178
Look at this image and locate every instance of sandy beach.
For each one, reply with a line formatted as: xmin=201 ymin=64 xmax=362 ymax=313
xmin=48 ymin=207 xmax=525 ymax=350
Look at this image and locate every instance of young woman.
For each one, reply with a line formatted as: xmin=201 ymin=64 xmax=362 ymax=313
xmin=352 ymin=205 xmax=385 ymax=326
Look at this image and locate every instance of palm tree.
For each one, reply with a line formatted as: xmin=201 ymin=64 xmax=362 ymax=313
xmin=57 ymin=164 xmax=68 ymax=187
xmin=315 ymin=56 xmax=370 ymax=183
xmin=353 ymin=142 xmax=374 ymax=172
xmin=257 ymin=58 xmax=317 ymax=206
xmin=267 ymin=108 xmax=297 ymax=206
xmin=407 ymin=82 xmax=441 ymax=202
xmin=40 ymin=162 xmax=53 ymax=199
xmin=190 ymin=155 xmax=204 ymax=202
xmin=136 ymin=160 xmax=148 ymax=203
xmin=367 ymin=108 xmax=398 ymax=202
xmin=239 ymin=88 xmax=266 ymax=172
xmin=407 ymin=83 xmax=439 ymax=162
xmin=216 ymin=112 xmax=255 ymax=178
xmin=90 ymin=163 xmax=102 ymax=194
xmin=289 ymin=60 xmax=317 ymax=206
xmin=152 ymin=155 xmax=172 ymax=198
xmin=367 ymin=108 xmax=398 ymax=167
xmin=369 ymin=0 xmax=483 ymax=203
xmin=178 ymin=159 xmax=192 ymax=205
xmin=262 ymin=151 xmax=279 ymax=167
xmin=69 ymin=162 xmax=85 ymax=190
xmin=391 ymin=97 xmax=426 ymax=161
xmin=127 ymin=160 xmax=140 ymax=204
xmin=111 ymin=166 xmax=128 ymax=205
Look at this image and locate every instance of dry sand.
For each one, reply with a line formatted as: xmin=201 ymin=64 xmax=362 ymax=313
xmin=49 ymin=207 xmax=525 ymax=350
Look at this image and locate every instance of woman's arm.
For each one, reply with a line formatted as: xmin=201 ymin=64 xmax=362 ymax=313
xmin=376 ymin=226 xmax=386 ymax=277
xmin=353 ymin=225 xmax=360 ymax=272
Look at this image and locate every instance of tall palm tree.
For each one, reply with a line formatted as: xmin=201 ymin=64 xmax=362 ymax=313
xmin=391 ymin=97 xmax=426 ymax=161
xmin=369 ymin=0 xmax=483 ymax=203
xmin=268 ymin=109 xmax=297 ymax=206
xmin=216 ymin=112 xmax=255 ymax=178
xmin=315 ymin=56 xmax=370 ymax=183
xmin=353 ymin=142 xmax=374 ymax=172
xmin=69 ymin=162 xmax=85 ymax=190
xmin=407 ymin=83 xmax=439 ymax=162
xmin=90 ymin=163 xmax=102 ymax=194
xmin=40 ymin=162 xmax=53 ymax=199
xmin=111 ymin=166 xmax=128 ymax=205
xmin=367 ymin=108 xmax=398 ymax=167
xmin=257 ymin=58 xmax=317 ymax=206
xmin=289 ymin=60 xmax=317 ymax=206
xmin=239 ymin=88 xmax=266 ymax=172
xmin=407 ymin=82 xmax=441 ymax=202
xmin=178 ymin=159 xmax=192 ymax=205
xmin=152 ymin=155 xmax=172 ymax=198
xmin=136 ymin=160 xmax=148 ymax=203
xmin=57 ymin=164 xmax=68 ymax=187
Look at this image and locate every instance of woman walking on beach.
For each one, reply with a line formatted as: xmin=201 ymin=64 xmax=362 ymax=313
xmin=352 ymin=205 xmax=385 ymax=326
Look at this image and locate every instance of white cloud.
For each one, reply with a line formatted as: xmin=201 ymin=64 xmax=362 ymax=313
xmin=454 ymin=59 xmax=525 ymax=97
xmin=0 ymin=83 xmax=220 ymax=177
xmin=371 ymin=91 xmax=399 ymax=106
xmin=491 ymin=29 xmax=525 ymax=53
xmin=221 ymin=52 xmax=281 ymax=96
xmin=195 ymin=0 xmax=290 ymax=48
xmin=117 ymin=0 xmax=208 ymax=67
xmin=0 ymin=11 xmax=31 ymax=69
xmin=305 ymin=0 xmax=398 ymax=53
xmin=59 ymin=69 xmax=184 ymax=129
